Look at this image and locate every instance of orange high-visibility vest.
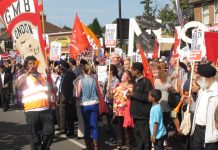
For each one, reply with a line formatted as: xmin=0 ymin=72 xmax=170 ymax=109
xmin=22 ymin=74 xmax=49 ymax=112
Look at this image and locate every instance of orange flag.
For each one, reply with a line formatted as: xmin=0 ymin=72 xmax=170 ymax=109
xmin=138 ymin=45 xmax=154 ymax=87
xmin=70 ymin=15 xmax=90 ymax=59
xmin=81 ymin=23 xmax=101 ymax=48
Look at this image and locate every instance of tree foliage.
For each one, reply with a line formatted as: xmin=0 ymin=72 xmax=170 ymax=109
xmin=88 ymin=18 xmax=103 ymax=37
xmin=140 ymin=0 xmax=153 ymax=16
xmin=63 ymin=25 xmax=71 ymax=31
xmin=158 ymin=0 xmax=192 ymax=24
xmin=158 ymin=4 xmax=176 ymax=23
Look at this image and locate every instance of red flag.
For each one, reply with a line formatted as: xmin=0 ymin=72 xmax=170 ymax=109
xmin=152 ymin=38 xmax=159 ymax=59
xmin=139 ymin=46 xmax=154 ymax=87
xmin=70 ymin=15 xmax=90 ymax=59
xmin=173 ymin=29 xmax=180 ymax=58
xmin=205 ymin=32 xmax=218 ymax=64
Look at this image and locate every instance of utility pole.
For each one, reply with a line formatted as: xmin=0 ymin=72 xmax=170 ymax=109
xmin=118 ymin=0 xmax=122 ymax=48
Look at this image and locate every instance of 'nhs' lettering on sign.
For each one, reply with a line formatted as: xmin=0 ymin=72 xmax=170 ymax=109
xmin=3 ymin=0 xmax=35 ymax=26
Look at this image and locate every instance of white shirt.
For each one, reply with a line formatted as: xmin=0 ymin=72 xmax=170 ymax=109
xmin=195 ymin=87 xmax=211 ymax=126
xmin=1 ymin=73 xmax=5 ymax=86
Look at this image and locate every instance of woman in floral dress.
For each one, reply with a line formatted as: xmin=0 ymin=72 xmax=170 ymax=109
xmin=113 ymin=71 xmax=134 ymax=150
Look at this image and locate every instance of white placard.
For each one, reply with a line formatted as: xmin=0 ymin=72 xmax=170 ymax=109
xmin=191 ymin=30 xmax=204 ymax=51
xmin=179 ymin=45 xmax=190 ymax=61
xmin=50 ymin=42 xmax=62 ymax=61
xmin=77 ymin=47 xmax=94 ymax=64
xmin=114 ymin=47 xmax=123 ymax=56
xmin=105 ymin=24 xmax=117 ymax=48
xmin=97 ymin=65 xmax=108 ymax=84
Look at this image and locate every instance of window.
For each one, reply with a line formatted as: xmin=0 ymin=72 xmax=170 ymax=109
xmin=215 ymin=0 xmax=218 ymax=22
xmin=202 ymin=3 xmax=209 ymax=24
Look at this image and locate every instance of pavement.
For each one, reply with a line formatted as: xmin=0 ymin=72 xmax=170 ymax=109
xmin=0 ymin=107 xmax=187 ymax=150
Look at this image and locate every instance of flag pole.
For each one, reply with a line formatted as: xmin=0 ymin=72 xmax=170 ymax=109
xmin=39 ymin=0 xmax=48 ymax=66
xmin=107 ymin=47 xmax=112 ymax=89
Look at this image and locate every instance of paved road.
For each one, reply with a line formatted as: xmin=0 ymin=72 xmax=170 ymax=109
xmin=0 ymin=107 xmax=187 ymax=150
xmin=0 ymin=108 xmax=84 ymax=150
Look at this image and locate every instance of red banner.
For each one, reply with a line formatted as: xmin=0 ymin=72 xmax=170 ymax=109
xmin=0 ymin=0 xmax=46 ymax=73
xmin=70 ymin=15 xmax=90 ymax=59
xmin=205 ymin=32 xmax=218 ymax=64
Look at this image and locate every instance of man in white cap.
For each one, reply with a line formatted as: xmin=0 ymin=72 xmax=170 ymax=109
xmin=189 ymin=63 xmax=218 ymax=150
xmin=110 ymin=52 xmax=123 ymax=78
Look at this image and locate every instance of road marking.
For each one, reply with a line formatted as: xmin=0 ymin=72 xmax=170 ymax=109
xmin=14 ymin=110 xmax=24 ymax=113
xmin=55 ymin=131 xmax=86 ymax=149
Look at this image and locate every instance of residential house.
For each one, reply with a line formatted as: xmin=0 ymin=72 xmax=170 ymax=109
xmin=189 ymin=0 xmax=218 ymax=26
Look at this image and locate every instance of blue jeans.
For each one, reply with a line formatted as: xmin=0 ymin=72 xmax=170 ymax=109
xmin=81 ymin=104 xmax=99 ymax=140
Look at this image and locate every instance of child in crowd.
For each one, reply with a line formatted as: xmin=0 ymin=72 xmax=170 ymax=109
xmin=148 ymin=89 xmax=167 ymax=150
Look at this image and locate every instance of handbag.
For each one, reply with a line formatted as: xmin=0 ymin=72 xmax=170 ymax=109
xmin=180 ymin=108 xmax=191 ymax=135
xmin=96 ymin=80 xmax=109 ymax=115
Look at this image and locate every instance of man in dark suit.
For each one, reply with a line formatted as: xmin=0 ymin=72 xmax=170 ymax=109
xmin=0 ymin=64 xmax=13 ymax=112
xmin=127 ymin=62 xmax=153 ymax=150
xmin=58 ymin=61 xmax=77 ymax=136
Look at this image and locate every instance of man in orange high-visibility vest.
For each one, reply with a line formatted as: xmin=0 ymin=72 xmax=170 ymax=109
xmin=16 ymin=56 xmax=54 ymax=150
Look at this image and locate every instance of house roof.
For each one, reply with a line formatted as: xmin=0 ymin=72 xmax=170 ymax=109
xmin=0 ymin=21 xmax=67 ymax=40
xmin=189 ymin=0 xmax=213 ymax=4
xmin=43 ymin=21 xmax=67 ymax=33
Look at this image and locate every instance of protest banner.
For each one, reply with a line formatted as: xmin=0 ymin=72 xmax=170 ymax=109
xmin=191 ymin=30 xmax=204 ymax=51
xmin=179 ymin=45 xmax=190 ymax=61
xmin=133 ymin=52 xmax=142 ymax=63
xmin=105 ymin=24 xmax=117 ymax=48
xmin=77 ymin=47 xmax=94 ymax=64
xmin=0 ymin=0 xmax=46 ymax=73
xmin=136 ymin=31 xmax=155 ymax=53
xmin=50 ymin=42 xmax=62 ymax=61
xmin=189 ymin=50 xmax=202 ymax=61
xmin=205 ymin=32 xmax=218 ymax=63
xmin=189 ymin=30 xmax=205 ymax=61
xmin=97 ymin=65 xmax=108 ymax=84
xmin=135 ymin=16 xmax=164 ymax=30
xmin=114 ymin=47 xmax=123 ymax=56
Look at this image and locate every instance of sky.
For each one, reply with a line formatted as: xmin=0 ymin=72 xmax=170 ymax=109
xmin=43 ymin=0 xmax=171 ymax=27
xmin=0 ymin=0 xmax=171 ymax=28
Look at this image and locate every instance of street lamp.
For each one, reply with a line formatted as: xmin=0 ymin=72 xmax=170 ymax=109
xmin=118 ymin=0 xmax=122 ymax=48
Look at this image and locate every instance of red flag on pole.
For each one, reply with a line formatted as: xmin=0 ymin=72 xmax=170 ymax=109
xmin=138 ymin=46 xmax=154 ymax=87
xmin=70 ymin=15 xmax=90 ymax=59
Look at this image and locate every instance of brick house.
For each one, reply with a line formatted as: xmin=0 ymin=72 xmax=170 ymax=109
xmin=189 ymin=0 xmax=218 ymax=26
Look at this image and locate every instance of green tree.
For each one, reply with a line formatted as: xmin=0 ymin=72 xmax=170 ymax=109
xmin=88 ymin=18 xmax=103 ymax=37
xmin=140 ymin=0 xmax=153 ymax=16
xmin=172 ymin=0 xmax=190 ymax=10
xmin=158 ymin=4 xmax=176 ymax=23
xmin=158 ymin=0 xmax=193 ymax=23
xmin=63 ymin=25 xmax=71 ymax=31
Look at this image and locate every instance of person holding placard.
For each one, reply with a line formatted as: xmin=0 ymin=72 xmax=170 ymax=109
xmin=189 ymin=64 xmax=218 ymax=150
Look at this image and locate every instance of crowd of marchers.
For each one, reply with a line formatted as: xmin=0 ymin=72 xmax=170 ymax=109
xmin=1 ymin=51 xmax=218 ymax=150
